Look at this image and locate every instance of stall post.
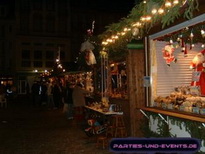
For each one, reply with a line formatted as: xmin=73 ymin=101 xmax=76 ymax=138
xmin=127 ymin=40 xmax=146 ymax=136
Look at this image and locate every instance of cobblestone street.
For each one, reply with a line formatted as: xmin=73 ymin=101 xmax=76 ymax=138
xmin=0 ymin=97 xmax=112 ymax=154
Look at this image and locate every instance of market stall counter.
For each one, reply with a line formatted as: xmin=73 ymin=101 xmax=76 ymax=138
xmin=84 ymin=105 xmax=123 ymax=116
xmin=83 ymin=99 xmax=128 ymax=139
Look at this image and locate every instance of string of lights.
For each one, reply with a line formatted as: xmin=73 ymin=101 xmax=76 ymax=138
xmin=100 ymin=0 xmax=201 ymax=54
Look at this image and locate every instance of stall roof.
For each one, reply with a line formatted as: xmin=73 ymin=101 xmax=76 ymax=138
xmin=148 ymin=0 xmax=205 ymax=38
xmin=149 ymin=13 xmax=205 ymax=41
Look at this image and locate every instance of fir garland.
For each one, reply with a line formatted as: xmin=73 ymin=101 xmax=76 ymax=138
xmin=139 ymin=111 xmax=205 ymax=149
xmin=98 ymin=0 xmax=200 ymax=55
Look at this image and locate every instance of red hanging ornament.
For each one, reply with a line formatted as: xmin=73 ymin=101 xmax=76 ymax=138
xmin=181 ymin=38 xmax=188 ymax=57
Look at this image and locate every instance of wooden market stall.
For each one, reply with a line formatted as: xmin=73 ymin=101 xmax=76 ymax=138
xmin=128 ymin=1 xmax=205 ymax=152
xmin=96 ymin=0 xmax=205 ymax=151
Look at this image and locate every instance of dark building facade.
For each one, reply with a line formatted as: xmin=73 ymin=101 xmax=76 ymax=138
xmin=0 ymin=0 xmax=135 ymax=94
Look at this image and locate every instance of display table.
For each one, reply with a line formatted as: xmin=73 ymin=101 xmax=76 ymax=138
xmin=84 ymin=106 xmax=123 ymax=115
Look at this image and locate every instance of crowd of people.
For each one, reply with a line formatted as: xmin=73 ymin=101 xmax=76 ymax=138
xmin=31 ymin=80 xmax=91 ymax=120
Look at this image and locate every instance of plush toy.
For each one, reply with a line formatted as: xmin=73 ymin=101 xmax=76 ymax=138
xmin=190 ymin=49 xmax=205 ymax=96
xmin=84 ymin=119 xmax=107 ymax=137
xmin=162 ymin=44 xmax=177 ymax=66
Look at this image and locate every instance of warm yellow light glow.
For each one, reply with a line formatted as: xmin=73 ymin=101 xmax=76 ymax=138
xmin=110 ymin=63 xmax=115 ymax=67
xmin=58 ymin=64 xmax=62 ymax=68
xmin=165 ymin=1 xmax=172 ymax=7
xmin=201 ymin=29 xmax=205 ymax=35
xmin=158 ymin=8 xmax=164 ymax=14
xmin=146 ymin=16 xmax=151 ymax=21
xmin=173 ymin=0 xmax=179 ymax=5
xmin=132 ymin=22 xmax=142 ymax=27
xmin=190 ymin=32 xmax=194 ymax=38
xmin=109 ymin=39 xmax=113 ymax=42
xmin=102 ymin=41 xmax=108 ymax=45
xmin=106 ymin=38 xmax=113 ymax=43
xmin=152 ymin=9 xmax=157 ymax=14
xmin=140 ymin=16 xmax=146 ymax=21
xmin=124 ymin=28 xmax=128 ymax=31
xmin=202 ymin=44 xmax=205 ymax=48
xmin=114 ymin=35 xmax=119 ymax=39
xmin=121 ymin=32 xmax=126 ymax=36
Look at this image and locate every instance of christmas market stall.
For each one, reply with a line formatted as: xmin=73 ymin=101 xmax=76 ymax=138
xmin=98 ymin=0 xmax=205 ymax=152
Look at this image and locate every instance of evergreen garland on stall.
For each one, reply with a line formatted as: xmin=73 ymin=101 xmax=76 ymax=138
xmin=98 ymin=0 xmax=200 ymax=56
xmin=140 ymin=111 xmax=205 ymax=150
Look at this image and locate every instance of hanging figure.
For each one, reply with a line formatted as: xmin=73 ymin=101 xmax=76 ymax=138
xmin=80 ymin=40 xmax=96 ymax=66
xmin=190 ymin=49 xmax=205 ymax=96
xmin=162 ymin=44 xmax=177 ymax=67
xmin=85 ymin=49 xmax=97 ymax=65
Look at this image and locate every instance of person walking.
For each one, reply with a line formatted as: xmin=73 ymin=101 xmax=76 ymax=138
xmin=53 ymin=82 xmax=62 ymax=109
xmin=47 ymin=81 xmax=54 ymax=109
xmin=72 ymin=83 xmax=91 ymax=121
xmin=64 ymin=82 xmax=74 ymax=119
xmin=41 ymin=82 xmax=47 ymax=106
xmin=31 ymin=81 xmax=41 ymax=107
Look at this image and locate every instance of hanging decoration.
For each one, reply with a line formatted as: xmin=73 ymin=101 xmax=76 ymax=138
xmin=162 ymin=44 xmax=177 ymax=66
xmin=189 ymin=30 xmax=194 ymax=50
xmin=52 ymin=47 xmax=65 ymax=76
xmin=180 ymin=37 xmax=188 ymax=57
xmin=80 ymin=21 xmax=97 ymax=66
xmin=98 ymin=0 xmax=200 ymax=53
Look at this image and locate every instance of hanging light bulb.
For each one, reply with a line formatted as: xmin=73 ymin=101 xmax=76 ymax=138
xmin=201 ymin=29 xmax=205 ymax=37
xmin=146 ymin=16 xmax=152 ymax=21
xmin=123 ymin=28 xmax=128 ymax=31
xmin=202 ymin=44 xmax=205 ymax=48
xmin=151 ymin=9 xmax=157 ymax=14
xmin=114 ymin=35 xmax=119 ymax=39
xmin=132 ymin=22 xmax=142 ymax=27
xmin=191 ymin=44 xmax=195 ymax=48
xmin=201 ymin=29 xmax=205 ymax=35
xmin=190 ymin=32 xmax=194 ymax=38
xmin=170 ymin=39 xmax=173 ymax=44
xmin=173 ymin=0 xmax=179 ymax=5
xmin=121 ymin=32 xmax=126 ymax=36
xmin=140 ymin=16 xmax=146 ymax=21
xmin=165 ymin=1 xmax=172 ymax=7
xmin=158 ymin=8 xmax=164 ymax=14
